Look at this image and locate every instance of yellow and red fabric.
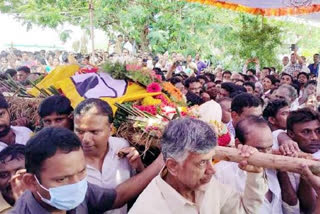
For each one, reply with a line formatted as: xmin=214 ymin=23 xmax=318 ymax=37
xmin=28 ymin=64 xmax=160 ymax=113
xmin=187 ymin=0 xmax=320 ymax=16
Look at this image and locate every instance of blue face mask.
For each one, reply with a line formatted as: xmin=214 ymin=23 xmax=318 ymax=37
xmin=35 ymin=176 xmax=88 ymax=210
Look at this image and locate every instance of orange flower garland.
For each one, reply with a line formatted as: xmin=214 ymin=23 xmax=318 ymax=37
xmin=186 ymin=0 xmax=320 ymax=16
xmin=161 ymin=82 xmax=184 ymax=103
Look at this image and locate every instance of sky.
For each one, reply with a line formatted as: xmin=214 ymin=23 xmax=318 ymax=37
xmin=0 ymin=14 xmax=109 ymax=52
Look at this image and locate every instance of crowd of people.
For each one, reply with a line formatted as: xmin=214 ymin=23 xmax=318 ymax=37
xmin=0 ymin=39 xmax=320 ymax=213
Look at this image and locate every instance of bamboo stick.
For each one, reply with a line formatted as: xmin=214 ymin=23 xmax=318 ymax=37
xmin=214 ymin=146 xmax=320 ymax=175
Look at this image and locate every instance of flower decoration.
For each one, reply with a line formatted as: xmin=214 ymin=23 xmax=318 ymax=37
xmin=208 ymin=120 xmax=232 ymax=147
xmin=161 ymin=82 xmax=183 ymax=101
xmin=147 ymin=82 xmax=162 ymax=93
xmin=141 ymin=96 xmax=162 ymax=106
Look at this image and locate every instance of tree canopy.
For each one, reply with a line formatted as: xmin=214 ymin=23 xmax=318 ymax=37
xmin=1 ymin=0 xmax=320 ymax=71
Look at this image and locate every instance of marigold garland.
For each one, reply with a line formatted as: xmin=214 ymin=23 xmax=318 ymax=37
xmin=187 ymin=0 xmax=320 ymax=16
xmin=161 ymin=82 xmax=184 ymax=102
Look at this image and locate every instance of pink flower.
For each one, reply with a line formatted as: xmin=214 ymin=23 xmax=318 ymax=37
xmin=147 ymin=82 xmax=162 ymax=93
xmin=218 ymin=133 xmax=231 ymax=147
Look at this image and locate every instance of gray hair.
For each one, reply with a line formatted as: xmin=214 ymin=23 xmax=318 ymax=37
xmin=278 ymin=84 xmax=298 ymax=100
xmin=161 ymin=117 xmax=217 ymax=162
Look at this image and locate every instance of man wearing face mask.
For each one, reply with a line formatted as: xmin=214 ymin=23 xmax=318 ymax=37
xmin=9 ymin=127 xmax=163 ymax=214
xmin=0 ymin=95 xmax=32 ymax=152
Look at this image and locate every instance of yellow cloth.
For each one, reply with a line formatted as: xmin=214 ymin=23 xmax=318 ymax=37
xmin=129 ymin=168 xmax=268 ymax=214
xmin=0 ymin=194 xmax=11 ymax=214
xmin=28 ymin=64 xmax=159 ymax=113
xmin=54 ymin=77 xmax=159 ymax=113
xmin=28 ymin=64 xmax=80 ymax=97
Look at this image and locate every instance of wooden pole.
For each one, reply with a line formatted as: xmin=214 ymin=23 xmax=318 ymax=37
xmin=214 ymin=146 xmax=320 ymax=175
xmin=89 ymin=0 xmax=95 ymax=64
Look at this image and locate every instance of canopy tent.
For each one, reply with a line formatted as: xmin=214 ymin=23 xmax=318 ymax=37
xmin=187 ymin=0 xmax=320 ymax=16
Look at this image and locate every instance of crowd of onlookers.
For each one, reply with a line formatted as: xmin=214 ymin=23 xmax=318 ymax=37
xmin=1 ymin=36 xmax=320 ymax=213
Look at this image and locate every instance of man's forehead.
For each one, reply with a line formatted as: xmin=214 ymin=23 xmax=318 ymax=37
xmin=40 ymin=149 xmax=85 ymax=175
xmin=187 ymin=149 xmax=216 ymax=160
xmin=0 ymin=157 xmax=25 ymax=170
xmin=43 ymin=113 xmax=68 ymax=119
xmin=242 ymin=106 xmax=262 ymax=115
xmin=294 ymin=120 xmax=320 ymax=130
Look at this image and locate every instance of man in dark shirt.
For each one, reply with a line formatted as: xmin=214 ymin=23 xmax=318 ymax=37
xmin=9 ymin=127 xmax=163 ymax=214
xmin=308 ymin=54 xmax=319 ymax=77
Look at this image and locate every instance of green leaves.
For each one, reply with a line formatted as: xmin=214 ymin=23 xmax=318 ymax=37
xmin=1 ymin=0 xmax=320 ymax=69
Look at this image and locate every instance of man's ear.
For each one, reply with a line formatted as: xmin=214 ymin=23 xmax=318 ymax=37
xmin=166 ymin=158 xmax=180 ymax=177
xmin=68 ymin=113 xmax=74 ymax=121
xmin=23 ymin=173 xmax=38 ymax=192
xmin=231 ymin=111 xmax=238 ymax=122
xmin=268 ymin=117 xmax=276 ymax=126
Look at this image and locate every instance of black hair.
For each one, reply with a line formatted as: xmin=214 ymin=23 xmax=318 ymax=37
xmin=17 ymin=66 xmax=30 ymax=74
xmin=297 ymin=72 xmax=309 ymax=80
xmin=38 ymin=95 xmax=73 ymax=118
xmin=215 ymin=80 xmax=222 ymax=85
xmin=281 ymin=72 xmax=293 ymax=82
xmin=204 ymin=73 xmax=215 ymax=82
xmin=287 ymin=108 xmax=320 ymax=132
xmin=169 ymin=77 xmax=182 ymax=85
xmin=25 ymin=127 xmax=81 ymax=176
xmin=230 ymin=90 xmax=245 ymax=98
xmin=264 ymin=75 xmax=277 ymax=85
xmin=221 ymin=82 xmax=239 ymax=95
xmin=240 ymin=73 xmax=250 ymax=82
xmin=291 ymin=82 xmax=301 ymax=96
xmin=153 ymin=67 xmax=165 ymax=81
xmin=0 ymin=144 xmax=25 ymax=164
xmin=74 ymin=98 xmax=114 ymax=123
xmin=305 ymin=80 xmax=317 ymax=88
xmin=184 ymin=77 xmax=199 ymax=89
xmin=243 ymin=81 xmax=255 ymax=91
xmin=270 ymin=67 xmax=276 ymax=72
xmin=246 ymin=69 xmax=256 ymax=75
xmin=231 ymin=93 xmax=261 ymax=114
xmin=4 ymin=69 xmax=17 ymax=78
xmin=263 ymin=99 xmax=288 ymax=121
xmin=197 ymin=75 xmax=209 ymax=83
xmin=186 ymin=92 xmax=204 ymax=106
xmin=0 ymin=94 xmax=8 ymax=109
xmin=222 ymin=70 xmax=232 ymax=77
xmin=235 ymin=115 xmax=268 ymax=144
xmin=262 ymin=67 xmax=271 ymax=74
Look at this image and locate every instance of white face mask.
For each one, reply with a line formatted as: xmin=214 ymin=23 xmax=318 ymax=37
xmin=35 ymin=176 xmax=88 ymax=210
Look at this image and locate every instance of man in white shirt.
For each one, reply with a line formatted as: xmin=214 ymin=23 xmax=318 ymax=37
xmin=263 ymin=99 xmax=290 ymax=150
xmin=129 ymin=117 xmax=268 ymax=214
xmin=278 ymin=108 xmax=320 ymax=214
xmin=123 ymin=36 xmax=133 ymax=54
xmin=74 ymin=98 xmax=145 ymax=214
xmin=215 ymin=115 xmax=283 ymax=214
xmin=229 ymin=93 xmax=263 ymax=139
xmin=0 ymin=95 xmax=32 ymax=151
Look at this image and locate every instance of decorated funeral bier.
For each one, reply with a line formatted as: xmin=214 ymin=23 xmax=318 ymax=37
xmin=4 ymin=60 xmax=320 ymax=174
